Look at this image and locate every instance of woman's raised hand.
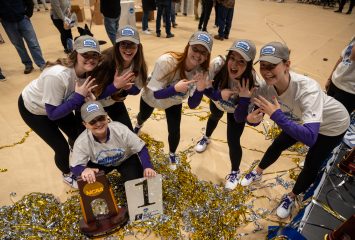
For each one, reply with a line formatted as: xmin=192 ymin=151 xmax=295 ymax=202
xmin=237 ymin=78 xmax=255 ymax=98
xmin=113 ymin=70 xmax=135 ymax=89
xmin=75 ymin=76 xmax=97 ymax=97
xmin=174 ymin=79 xmax=198 ymax=93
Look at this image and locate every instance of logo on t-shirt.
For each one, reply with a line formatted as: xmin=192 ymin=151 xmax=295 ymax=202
xmin=97 ymin=149 xmax=125 ymax=166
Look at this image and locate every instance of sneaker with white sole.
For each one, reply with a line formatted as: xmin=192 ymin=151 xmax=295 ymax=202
xmin=276 ymin=194 xmax=295 ymax=218
xmin=240 ymin=170 xmax=262 ymax=186
xmin=225 ymin=170 xmax=241 ymax=190
xmin=169 ymin=153 xmax=179 ymax=170
xmin=142 ymin=30 xmax=152 ymax=35
xmin=195 ymin=136 xmax=210 ymax=153
xmin=63 ymin=173 xmax=78 ymax=189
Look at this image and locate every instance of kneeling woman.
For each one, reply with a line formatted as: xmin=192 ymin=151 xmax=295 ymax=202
xmin=240 ymin=42 xmax=350 ymax=219
xmin=70 ymin=101 xmax=156 ymax=183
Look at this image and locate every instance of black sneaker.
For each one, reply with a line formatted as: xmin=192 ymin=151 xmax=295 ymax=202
xmin=166 ymin=33 xmax=175 ymax=38
xmin=24 ymin=66 xmax=34 ymax=74
xmin=157 ymin=32 xmax=161 ymax=37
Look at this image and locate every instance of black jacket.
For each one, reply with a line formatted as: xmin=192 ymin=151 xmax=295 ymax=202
xmin=0 ymin=0 xmax=34 ymax=22
xmin=100 ymin=0 xmax=121 ymax=18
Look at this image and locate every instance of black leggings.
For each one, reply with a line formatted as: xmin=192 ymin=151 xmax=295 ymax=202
xmin=205 ymin=101 xmax=245 ymax=171
xmin=104 ymin=101 xmax=133 ymax=131
xmin=87 ymin=154 xmax=143 ymax=183
xmin=327 ymin=81 xmax=355 ymax=114
xmin=198 ymin=0 xmax=214 ymax=31
xmin=50 ymin=16 xmax=73 ymax=51
xmin=137 ymin=97 xmax=182 ymax=153
xmin=18 ymin=95 xmax=81 ymax=174
xmin=259 ymin=131 xmax=345 ymax=195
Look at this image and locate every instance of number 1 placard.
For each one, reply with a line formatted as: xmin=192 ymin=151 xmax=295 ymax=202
xmin=124 ymin=174 xmax=163 ymax=222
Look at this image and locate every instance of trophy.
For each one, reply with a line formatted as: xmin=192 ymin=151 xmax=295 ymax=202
xmin=325 ymin=215 xmax=355 ymax=240
xmin=77 ymin=170 xmax=128 ymax=237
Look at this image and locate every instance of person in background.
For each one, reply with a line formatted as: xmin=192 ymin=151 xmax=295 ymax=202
xmin=156 ymin=0 xmax=174 ymax=38
xmin=50 ymin=0 xmax=74 ymax=54
xmin=326 ymin=36 xmax=355 ymax=114
xmin=71 ymin=101 xmax=157 ymax=184
xmin=33 ymin=0 xmax=49 ymax=11
xmin=141 ymin=0 xmax=156 ymax=34
xmin=240 ymin=42 xmax=350 ymax=219
xmin=198 ymin=0 xmax=214 ymax=32
xmin=100 ymin=0 xmax=121 ymax=45
xmin=0 ymin=0 xmax=46 ymax=74
xmin=214 ymin=0 xmax=235 ymax=41
xmin=18 ymin=36 xmax=101 ymax=188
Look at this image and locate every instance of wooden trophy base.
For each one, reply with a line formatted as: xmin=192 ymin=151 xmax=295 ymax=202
xmin=79 ymin=206 xmax=128 ymax=238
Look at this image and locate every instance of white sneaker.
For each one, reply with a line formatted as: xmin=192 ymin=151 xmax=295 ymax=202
xmin=276 ymin=194 xmax=295 ymax=218
xmin=195 ymin=136 xmax=210 ymax=153
xmin=240 ymin=170 xmax=262 ymax=186
xmin=225 ymin=170 xmax=241 ymax=190
xmin=63 ymin=173 xmax=78 ymax=189
xmin=142 ymin=30 xmax=152 ymax=35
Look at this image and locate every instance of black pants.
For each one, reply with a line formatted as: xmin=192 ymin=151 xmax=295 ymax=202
xmin=198 ymin=0 xmax=214 ymax=31
xmin=259 ymin=131 xmax=345 ymax=195
xmin=137 ymin=97 xmax=182 ymax=153
xmin=18 ymin=95 xmax=81 ymax=174
xmin=104 ymin=101 xmax=133 ymax=131
xmin=50 ymin=16 xmax=73 ymax=51
xmin=205 ymin=101 xmax=245 ymax=171
xmin=327 ymin=81 xmax=355 ymax=114
xmin=338 ymin=0 xmax=355 ymax=12
xmin=87 ymin=154 xmax=143 ymax=183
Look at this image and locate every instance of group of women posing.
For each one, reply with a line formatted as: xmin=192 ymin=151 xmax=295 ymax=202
xmin=18 ymin=26 xmax=350 ymax=219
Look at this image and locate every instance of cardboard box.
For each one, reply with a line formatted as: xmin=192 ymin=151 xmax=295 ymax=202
xmin=135 ymin=10 xmax=154 ymax=22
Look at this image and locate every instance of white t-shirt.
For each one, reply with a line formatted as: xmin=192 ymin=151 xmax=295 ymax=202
xmin=332 ymin=36 xmax=355 ymax=94
xmin=99 ymin=64 xmax=145 ymax=107
xmin=21 ymin=65 xmax=85 ymax=115
xmin=256 ymin=71 xmax=350 ymax=136
xmin=70 ymin=121 xmax=145 ymax=168
xmin=141 ymin=53 xmax=203 ymax=109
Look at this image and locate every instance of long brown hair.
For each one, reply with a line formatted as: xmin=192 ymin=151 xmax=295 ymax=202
xmin=162 ymin=44 xmax=211 ymax=83
xmin=45 ymin=51 xmax=78 ymax=68
xmin=213 ymin=51 xmax=256 ymax=90
xmin=91 ymin=43 xmax=148 ymax=100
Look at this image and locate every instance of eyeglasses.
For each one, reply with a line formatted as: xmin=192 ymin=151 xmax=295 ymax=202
xmin=119 ymin=41 xmax=138 ymax=49
xmin=191 ymin=46 xmax=208 ymax=56
xmin=260 ymin=62 xmax=279 ymax=71
xmin=88 ymin=115 xmax=106 ymax=125
xmin=229 ymin=57 xmax=247 ymax=66
xmin=80 ymin=52 xmax=100 ymax=60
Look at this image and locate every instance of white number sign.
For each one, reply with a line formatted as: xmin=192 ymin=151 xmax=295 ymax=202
xmin=124 ymin=174 xmax=163 ymax=222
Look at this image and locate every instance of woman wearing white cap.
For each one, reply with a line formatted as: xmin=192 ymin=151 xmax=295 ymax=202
xmin=194 ymin=39 xmax=259 ymax=190
xmin=240 ymin=41 xmax=350 ymax=219
xmin=134 ymin=31 xmax=213 ymax=170
xmin=91 ymin=25 xmax=148 ymax=131
xmin=18 ymin=35 xmax=101 ymax=188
